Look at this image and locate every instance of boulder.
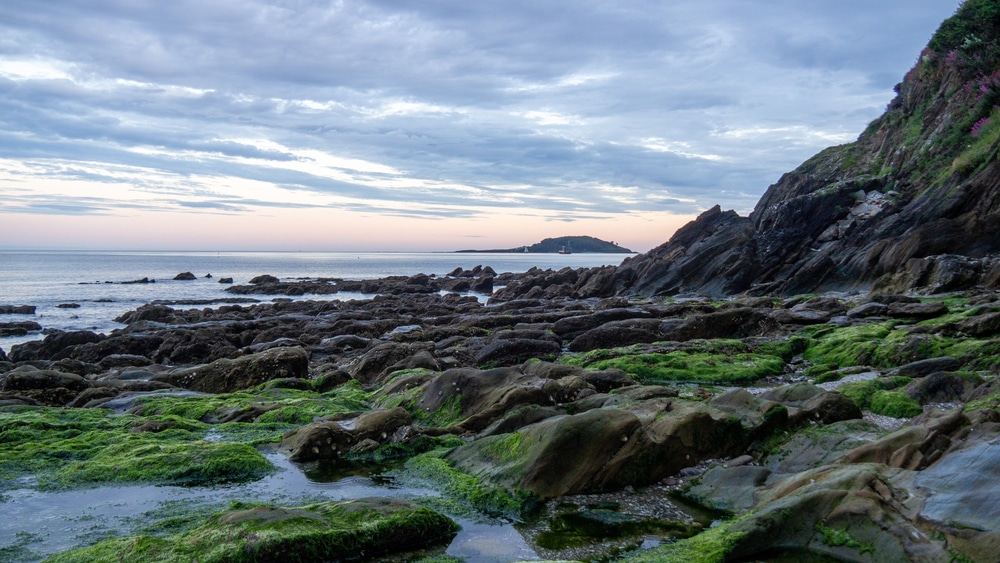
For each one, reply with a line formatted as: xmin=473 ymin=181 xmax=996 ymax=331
xmin=1 ymin=369 xmax=92 ymax=406
xmin=173 ymin=272 xmax=197 ymax=280
xmin=281 ymin=407 xmax=412 ymax=462
xmin=153 ymin=346 xmax=309 ymax=393
xmin=759 ymin=382 xmax=862 ymax=425
xmin=8 ymin=330 xmax=104 ymax=362
xmin=475 ymin=338 xmax=562 ymax=367
xmin=448 ymin=400 xmax=747 ymax=499
xmin=891 ymin=356 xmax=961 ymax=378
xmin=665 ymin=307 xmax=779 ymax=341
xmin=218 ymin=277 xmax=234 ymax=284
xmin=471 ymin=275 xmax=494 ymax=293
xmin=887 ymin=301 xmax=949 ymax=320
xmin=904 ymin=372 xmax=980 ymax=404
xmin=250 ymin=274 xmax=280 ymax=284
xmin=115 ymin=304 xmax=177 ymax=324
xmin=153 ymin=327 xmax=240 ymax=364
xmin=709 ymin=389 xmax=787 ymax=441
xmin=408 ymin=366 xmax=596 ymax=433
xmin=956 ymin=311 xmax=1000 ymax=337
xmin=349 ymin=342 xmax=435 ymax=386
xmin=846 ymin=302 xmax=888 ymax=318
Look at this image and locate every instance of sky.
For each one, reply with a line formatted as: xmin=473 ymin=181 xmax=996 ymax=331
xmin=0 ymin=1 xmax=960 ymax=252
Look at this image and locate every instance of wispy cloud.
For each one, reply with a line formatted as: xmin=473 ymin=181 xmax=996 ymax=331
xmin=0 ymin=0 xmax=956 ymax=251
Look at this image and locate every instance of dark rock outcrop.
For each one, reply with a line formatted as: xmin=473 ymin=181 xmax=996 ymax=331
xmin=153 ymin=346 xmax=309 ymax=393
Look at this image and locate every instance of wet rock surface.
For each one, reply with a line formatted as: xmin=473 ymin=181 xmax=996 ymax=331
xmin=4 ymin=280 xmax=998 ymax=562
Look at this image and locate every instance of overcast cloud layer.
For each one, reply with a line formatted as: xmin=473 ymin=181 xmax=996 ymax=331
xmin=0 ymin=1 xmax=960 ymax=251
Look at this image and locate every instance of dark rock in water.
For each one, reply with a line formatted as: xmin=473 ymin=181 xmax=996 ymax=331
xmin=121 ymin=277 xmax=153 ymax=284
xmin=0 ymin=348 xmax=6 ymax=362
xmin=115 ymin=304 xmax=177 ymax=324
xmin=250 ymin=274 xmax=280 ymax=284
xmin=471 ymin=275 xmax=494 ymax=293
xmin=204 ymin=273 xmax=212 ymax=278
xmin=0 ymin=321 xmax=42 ymax=337
xmin=56 ymin=303 xmax=81 ymax=309
xmin=153 ymin=346 xmax=309 ymax=393
xmin=218 ymin=277 xmax=234 ymax=284
xmin=173 ymin=272 xmax=197 ymax=281
xmin=0 ymin=305 xmax=36 ymax=315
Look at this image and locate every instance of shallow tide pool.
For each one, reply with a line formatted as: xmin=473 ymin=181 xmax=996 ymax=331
xmin=0 ymin=452 xmax=538 ymax=562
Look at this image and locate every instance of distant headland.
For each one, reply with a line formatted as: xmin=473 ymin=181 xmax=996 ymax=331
xmin=455 ymin=235 xmax=634 ymax=254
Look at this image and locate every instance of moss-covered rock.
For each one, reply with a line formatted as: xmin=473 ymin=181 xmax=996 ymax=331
xmin=45 ymin=497 xmax=459 ymax=563
xmin=562 ymin=339 xmax=790 ymax=385
xmin=134 ymin=380 xmax=372 ymax=426
xmin=0 ymin=406 xmax=272 ymax=489
xmin=446 ymin=400 xmax=747 ymax=500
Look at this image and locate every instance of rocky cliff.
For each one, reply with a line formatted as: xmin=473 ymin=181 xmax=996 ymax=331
xmin=614 ymin=0 xmax=1000 ymax=298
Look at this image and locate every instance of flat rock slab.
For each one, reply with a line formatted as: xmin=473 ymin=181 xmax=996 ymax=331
xmin=916 ymin=437 xmax=1000 ymax=532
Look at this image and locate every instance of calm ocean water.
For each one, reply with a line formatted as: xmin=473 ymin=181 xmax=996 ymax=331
xmin=0 ymin=251 xmax=630 ymax=352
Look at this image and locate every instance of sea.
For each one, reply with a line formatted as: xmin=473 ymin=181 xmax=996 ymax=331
xmin=0 ymin=250 xmax=630 ymax=353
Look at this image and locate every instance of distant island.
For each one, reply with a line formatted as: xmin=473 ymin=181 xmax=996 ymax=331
xmin=456 ymin=235 xmax=634 ymax=254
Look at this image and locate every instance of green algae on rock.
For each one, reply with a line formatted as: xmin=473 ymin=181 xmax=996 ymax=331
xmin=561 ymin=339 xmax=793 ymax=385
xmin=45 ymin=497 xmax=459 ymax=563
xmin=133 ymin=379 xmax=372 ymax=425
xmin=0 ymin=406 xmax=272 ymax=489
xmin=403 ymin=449 xmax=536 ymax=520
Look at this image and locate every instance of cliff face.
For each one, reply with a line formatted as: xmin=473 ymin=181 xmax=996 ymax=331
xmin=615 ymin=0 xmax=1000 ymax=298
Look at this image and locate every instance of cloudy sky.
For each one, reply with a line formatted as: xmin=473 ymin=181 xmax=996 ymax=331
xmin=0 ymin=1 xmax=958 ymax=252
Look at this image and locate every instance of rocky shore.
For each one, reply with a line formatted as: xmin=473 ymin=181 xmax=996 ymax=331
xmin=5 ymin=2 xmax=1000 ymax=560
xmin=2 ymin=268 xmax=998 ymax=561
